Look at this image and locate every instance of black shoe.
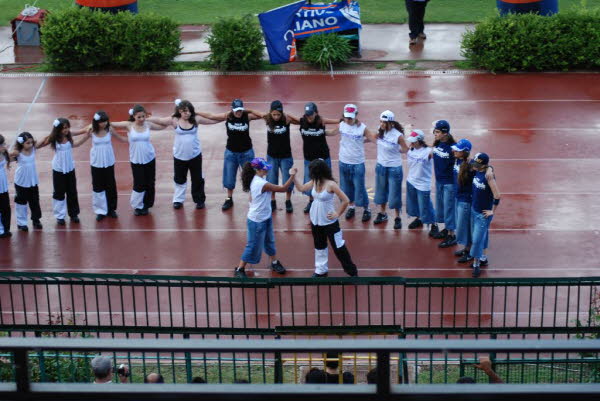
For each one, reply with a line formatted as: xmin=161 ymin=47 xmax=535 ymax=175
xmin=173 ymin=202 xmax=183 ymax=209
xmin=303 ymin=200 xmax=313 ymax=214
xmin=345 ymin=208 xmax=356 ymax=220
xmin=70 ymin=216 xmax=80 ymax=223
xmin=222 ymin=197 xmax=233 ymax=211
xmin=480 ymin=258 xmax=489 ymax=267
xmin=454 ymin=248 xmax=468 ymax=257
xmin=373 ymin=212 xmax=388 ymax=225
xmin=393 ymin=217 xmax=402 ymax=230
xmin=139 ymin=208 xmax=149 ymax=216
xmin=361 ymin=210 xmax=372 ymax=222
xmin=458 ymin=254 xmax=474 ymax=264
xmin=96 ymin=214 xmax=105 ymax=222
xmin=271 ymin=260 xmax=286 ymax=274
xmin=472 ymin=264 xmax=481 ymax=278
xmin=107 ymin=210 xmax=118 ymax=218
xmin=271 ymin=199 xmax=277 ymax=212
xmin=439 ymin=234 xmax=457 ymax=248
xmin=312 ymin=272 xmax=328 ymax=278
xmin=428 ymin=224 xmax=439 ymax=237
xmin=0 ymin=232 xmax=12 ymax=238
xmin=56 ymin=218 xmax=66 ymax=226
xmin=408 ymin=218 xmax=423 ymax=229
xmin=433 ymin=228 xmax=448 ymax=240
xmin=234 ymin=268 xmax=247 ymax=278
xmin=32 ymin=220 xmax=43 ymax=229
xmin=18 ymin=225 xmax=28 ymax=232
xmin=285 ymin=200 xmax=293 ymax=213
xmin=195 ymin=202 xmax=205 ymax=210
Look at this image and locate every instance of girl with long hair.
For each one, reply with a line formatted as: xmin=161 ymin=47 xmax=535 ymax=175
xmin=0 ymin=135 xmax=11 ymax=238
xmin=111 ymin=105 xmax=167 ymax=216
xmin=9 ymin=132 xmax=42 ymax=231
xmin=147 ymin=99 xmax=219 ymax=211
xmin=292 ymin=159 xmax=358 ymax=278
xmin=37 ymin=118 xmax=90 ymax=225
xmin=449 ymin=139 xmax=476 ymax=260
xmin=405 ymin=130 xmax=436 ymax=232
xmin=234 ymin=158 xmax=297 ymax=278
xmin=431 ymin=119 xmax=457 ymax=243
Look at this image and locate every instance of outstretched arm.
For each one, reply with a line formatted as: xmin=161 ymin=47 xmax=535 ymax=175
xmin=148 ymin=122 xmax=169 ymax=131
xmin=474 ymin=357 xmax=503 ymax=384
xmin=292 ymin=172 xmax=313 ymax=193
xmin=71 ymin=125 xmax=91 ymax=136
xmin=286 ymin=114 xmax=300 ymax=125
xmin=398 ymin=135 xmax=409 ymax=153
xmin=246 ymin=109 xmax=265 ymax=119
xmin=195 ymin=115 xmax=222 ymax=125
xmin=110 ymin=121 xmax=131 ymax=129
xmin=323 ymin=117 xmax=340 ymax=125
xmin=35 ymin=136 xmax=50 ymax=149
xmin=326 ymin=128 xmax=339 ymax=137
xmin=110 ymin=128 xmax=129 ymax=143
xmin=147 ymin=116 xmax=175 ymax=127
xmin=364 ymin=127 xmax=378 ymax=142
xmin=263 ymin=168 xmax=298 ymax=193
xmin=72 ymin=132 xmax=91 ymax=148
xmin=195 ymin=111 xmax=228 ymax=122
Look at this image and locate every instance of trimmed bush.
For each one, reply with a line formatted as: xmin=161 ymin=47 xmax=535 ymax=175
xmin=206 ymin=15 xmax=264 ymax=71
xmin=300 ymin=33 xmax=353 ymax=71
xmin=41 ymin=8 xmax=180 ymax=72
xmin=461 ymin=8 xmax=600 ymax=72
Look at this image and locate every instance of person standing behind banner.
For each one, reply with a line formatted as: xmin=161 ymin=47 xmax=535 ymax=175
xmin=405 ymin=0 xmax=429 ymax=45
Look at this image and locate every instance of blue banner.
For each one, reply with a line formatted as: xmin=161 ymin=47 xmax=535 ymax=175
xmin=259 ymin=1 xmax=307 ymax=65
xmin=294 ymin=0 xmax=361 ymax=38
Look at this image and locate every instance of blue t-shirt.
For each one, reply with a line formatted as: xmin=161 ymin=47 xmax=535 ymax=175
xmin=433 ymin=141 xmax=455 ymax=185
xmin=472 ymin=170 xmax=494 ymax=213
xmin=453 ymin=159 xmax=474 ymax=203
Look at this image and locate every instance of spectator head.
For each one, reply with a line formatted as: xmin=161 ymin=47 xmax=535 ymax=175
xmin=144 ymin=373 xmax=164 ymax=383
xmin=91 ymin=356 xmax=113 ymax=382
xmin=457 ymin=376 xmax=476 ymax=384
xmin=305 ymin=368 xmax=327 ymax=384
xmin=366 ymin=368 xmax=378 ymax=384
xmin=325 ymin=352 xmax=339 ymax=370
xmin=192 ymin=376 xmax=206 ymax=383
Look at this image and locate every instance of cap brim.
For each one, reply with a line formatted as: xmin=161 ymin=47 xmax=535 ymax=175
xmin=343 ymin=112 xmax=356 ymax=118
xmin=406 ymin=137 xmax=419 ymax=143
xmin=232 ymin=107 xmax=244 ymax=112
xmin=304 ymin=110 xmax=315 ymax=116
xmin=451 ymin=146 xmax=468 ymax=152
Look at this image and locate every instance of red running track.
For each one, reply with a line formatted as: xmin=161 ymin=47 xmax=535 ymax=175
xmin=0 ymin=72 xmax=600 ymax=279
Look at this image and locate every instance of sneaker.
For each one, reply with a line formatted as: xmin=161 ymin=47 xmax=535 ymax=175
xmin=480 ymin=258 xmax=489 ymax=267
xmin=408 ymin=218 xmax=423 ymax=229
xmin=472 ymin=264 xmax=481 ymax=278
xmin=409 ymin=37 xmax=418 ymax=45
xmin=373 ymin=213 xmax=388 ymax=225
xmin=285 ymin=200 xmax=293 ymax=213
xmin=195 ymin=202 xmax=205 ymax=210
xmin=303 ymin=200 xmax=313 ymax=214
xmin=433 ymin=228 xmax=448 ymax=240
xmin=0 ymin=232 xmax=12 ymax=238
xmin=32 ymin=220 xmax=43 ymax=229
xmin=454 ymin=248 xmax=468 ymax=257
xmin=134 ymin=208 xmax=143 ymax=216
xmin=312 ymin=272 xmax=328 ymax=278
xmin=139 ymin=208 xmax=149 ymax=216
xmin=234 ymin=268 xmax=247 ymax=278
xmin=96 ymin=214 xmax=105 ymax=222
xmin=458 ymin=254 xmax=474 ymax=264
xmin=271 ymin=260 xmax=286 ymax=274
xmin=361 ymin=210 xmax=372 ymax=222
xmin=271 ymin=199 xmax=277 ymax=212
xmin=56 ymin=218 xmax=66 ymax=226
xmin=107 ymin=210 xmax=118 ymax=218
xmin=71 ymin=216 xmax=80 ymax=223
xmin=345 ymin=208 xmax=355 ymax=220
xmin=18 ymin=225 xmax=28 ymax=232
xmin=393 ymin=217 xmax=402 ymax=230
xmin=439 ymin=234 xmax=457 ymax=248
xmin=173 ymin=202 xmax=183 ymax=209
xmin=428 ymin=224 xmax=439 ymax=237
xmin=222 ymin=197 xmax=234 ymax=211
xmin=418 ymin=32 xmax=427 ymax=39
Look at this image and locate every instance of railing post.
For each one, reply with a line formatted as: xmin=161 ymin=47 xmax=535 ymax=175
xmin=183 ymin=333 xmax=192 ymax=383
xmin=376 ymin=351 xmax=390 ymax=396
xmin=14 ymin=349 xmax=30 ymax=393
xmin=274 ymin=335 xmax=283 ymax=384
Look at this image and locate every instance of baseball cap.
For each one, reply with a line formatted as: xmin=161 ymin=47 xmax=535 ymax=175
xmin=406 ymin=129 xmax=425 ymax=143
xmin=250 ymin=157 xmax=272 ymax=171
xmin=270 ymin=100 xmax=283 ymax=112
xmin=379 ymin=110 xmax=394 ymax=122
xmin=451 ymin=139 xmax=472 ymax=152
xmin=343 ymin=104 xmax=358 ymax=119
xmin=231 ymin=99 xmax=244 ymax=111
xmin=433 ymin=119 xmax=450 ymax=133
xmin=304 ymin=102 xmax=318 ymax=116
xmin=471 ymin=152 xmax=490 ymax=167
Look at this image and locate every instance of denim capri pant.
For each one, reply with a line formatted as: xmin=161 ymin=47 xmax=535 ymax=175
xmin=374 ymin=163 xmax=403 ymax=210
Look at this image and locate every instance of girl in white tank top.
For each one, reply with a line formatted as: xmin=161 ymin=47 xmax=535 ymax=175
xmin=10 ymin=132 xmax=43 ymax=231
xmin=0 ymin=134 xmax=11 ymax=237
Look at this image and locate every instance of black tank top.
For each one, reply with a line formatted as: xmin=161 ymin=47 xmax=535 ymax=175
xmin=226 ymin=112 xmax=252 ymax=153
xmin=267 ymin=121 xmax=292 ymax=159
xmin=300 ymin=117 xmax=329 ymax=161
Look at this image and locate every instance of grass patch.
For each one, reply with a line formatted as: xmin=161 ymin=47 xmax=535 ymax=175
xmin=453 ymin=60 xmax=476 ymax=70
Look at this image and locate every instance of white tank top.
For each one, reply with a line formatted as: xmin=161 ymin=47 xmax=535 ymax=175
xmin=376 ymin=128 xmax=403 ymax=168
xmin=14 ymin=149 xmax=39 ymax=187
xmin=0 ymin=158 xmax=8 ymax=193
xmin=173 ymin=124 xmax=201 ymax=161
xmin=90 ymin=132 xmax=116 ymax=168
xmin=407 ymin=146 xmax=433 ymax=192
xmin=52 ymin=141 xmax=75 ymax=173
xmin=128 ymin=124 xmax=155 ymax=164
xmin=339 ymin=121 xmax=366 ymax=165
xmin=310 ymin=185 xmax=337 ymax=226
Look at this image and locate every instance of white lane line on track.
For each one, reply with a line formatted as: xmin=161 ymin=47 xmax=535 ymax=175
xmin=14 ymin=77 xmax=46 ymax=135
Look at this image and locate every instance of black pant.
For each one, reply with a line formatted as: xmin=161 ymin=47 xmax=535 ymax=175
xmin=311 ymin=220 xmax=358 ymax=276
xmin=131 ymin=159 xmax=156 ymax=209
xmin=91 ymin=165 xmax=118 ymax=212
xmin=53 ymin=169 xmax=80 ymax=218
xmin=0 ymin=192 xmax=10 ymax=233
xmin=14 ymin=184 xmax=42 ymax=221
xmin=405 ymin=0 xmax=428 ymax=39
xmin=174 ymin=154 xmax=206 ymax=204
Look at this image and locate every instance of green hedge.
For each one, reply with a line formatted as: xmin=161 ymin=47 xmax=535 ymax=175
xmin=461 ymin=8 xmax=600 ymax=72
xmin=41 ymin=8 xmax=181 ymax=72
xmin=300 ymin=33 xmax=352 ymax=71
xmin=206 ymin=15 xmax=264 ymax=71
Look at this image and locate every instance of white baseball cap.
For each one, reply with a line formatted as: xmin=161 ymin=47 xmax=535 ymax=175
xmin=343 ymin=104 xmax=358 ymax=119
xmin=380 ymin=110 xmax=394 ymax=122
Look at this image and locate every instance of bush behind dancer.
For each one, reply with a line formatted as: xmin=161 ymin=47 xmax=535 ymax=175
xmin=37 ymin=118 xmax=90 ymax=225
xmin=234 ymin=158 xmax=296 ymax=278
xmin=431 ymin=119 xmax=457 ymax=244
xmin=112 ymin=105 xmax=167 ymax=216
xmin=450 ymin=139 xmax=475 ymax=260
xmin=10 ymin=132 xmax=42 ymax=231
xmin=0 ymin=135 xmax=11 ymax=238
xmin=89 ymin=111 xmax=127 ymax=221
xmin=148 ymin=99 xmax=219 ymax=211
xmin=196 ymin=99 xmax=263 ymax=212
xmin=292 ymin=159 xmax=358 ymax=278
xmin=405 ymin=130 xmax=436 ymax=232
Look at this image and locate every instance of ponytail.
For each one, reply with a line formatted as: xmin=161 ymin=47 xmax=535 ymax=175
xmin=457 ymin=150 xmax=472 ymax=188
xmin=241 ymin=162 xmax=256 ymax=192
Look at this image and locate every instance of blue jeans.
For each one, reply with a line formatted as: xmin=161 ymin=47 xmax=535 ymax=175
xmin=267 ymin=156 xmax=294 ymax=192
xmin=241 ymin=218 xmax=276 ymax=264
xmin=435 ymin=181 xmax=456 ymax=230
xmin=223 ymin=148 xmax=255 ymax=190
xmin=303 ymin=158 xmax=331 ymax=196
xmin=455 ymin=201 xmax=472 ymax=247
xmin=406 ymin=181 xmax=435 ymax=224
xmin=339 ymin=161 xmax=369 ymax=208
xmin=469 ymin=208 xmax=493 ymax=260
xmin=374 ymin=163 xmax=403 ymax=211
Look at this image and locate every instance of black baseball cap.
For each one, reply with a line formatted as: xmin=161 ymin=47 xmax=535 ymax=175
xmin=304 ymin=102 xmax=318 ymax=116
